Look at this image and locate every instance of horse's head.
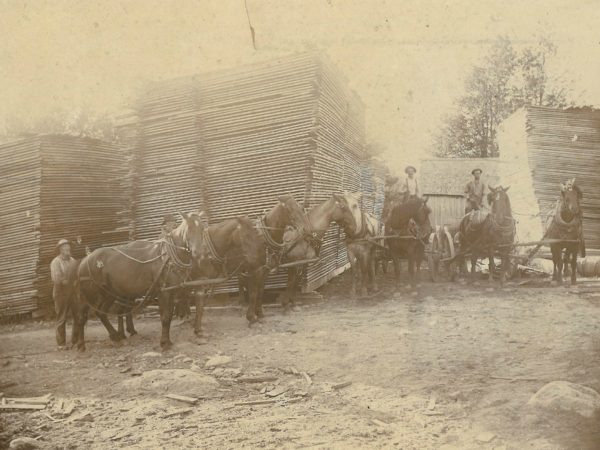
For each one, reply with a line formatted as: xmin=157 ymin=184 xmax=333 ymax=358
xmin=414 ymin=196 xmax=432 ymax=238
xmin=488 ymin=185 xmax=512 ymax=217
xmin=560 ymin=178 xmax=582 ymax=215
xmin=178 ymin=211 xmax=206 ymax=262
xmin=332 ymin=192 xmax=361 ymax=234
xmin=277 ymin=194 xmax=311 ymax=235
xmin=235 ymin=216 xmax=266 ymax=269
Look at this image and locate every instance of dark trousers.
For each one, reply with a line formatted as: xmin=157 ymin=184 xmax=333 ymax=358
xmin=53 ymin=285 xmax=74 ymax=346
xmin=465 ymin=200 xmax=481 ymax=214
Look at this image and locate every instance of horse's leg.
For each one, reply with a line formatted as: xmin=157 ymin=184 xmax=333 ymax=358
xmin=407 ymin=250 xmax=415 ymax=288
xmin=469 ymin=256 xmax=477 ymax=284
xmin=255 ymin=270 xmax=267 ymax=320
xmin=369 ymin=248 xmax=378 ymax=293
xmin=415 ymin=247 xmax=422 ymax=287
xmin=245 ymin=275 xmax=258 ymax=324
xmin=358 ymin=253 xmax=368 ymax=297
xmin=117 ymin=314 xmax=126 ymax=340
xmin=126 ymin=311 xmax=137 ymax=336
xmin=194 ymin=291 xmax=205 ymax=336
xmin=555 ymin=247 xmax=564 ymax=285
xmin=570 ymin=247 xmax=577 ymax=285
xmin=159 ymin=292 xmax=175 ymax=349
xmin=238 ymin=276 xmax=249 ymax=306
xmin=348 ymin=248 xmax=358 ymax=299
xmin=95 ymin=295 xmax=121 ymax=342
xmin=488 ymin=254 xmax=495 ymax=284
xmin=282 ymin=269 xmax=295 ymax=312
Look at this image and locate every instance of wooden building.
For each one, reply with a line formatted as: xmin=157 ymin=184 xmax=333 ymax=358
xmin=419 ymin=158 xmax=505 ymax=230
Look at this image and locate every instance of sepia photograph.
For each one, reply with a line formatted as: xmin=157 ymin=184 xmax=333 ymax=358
xmin=1 ymin=1 xmax=599 ymax=448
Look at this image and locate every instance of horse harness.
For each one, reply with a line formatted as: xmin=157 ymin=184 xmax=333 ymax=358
xmin=80 ymin=236 xmax=193 ymax=316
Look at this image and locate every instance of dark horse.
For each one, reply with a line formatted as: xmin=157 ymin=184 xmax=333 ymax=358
xmin=281 ymin=193 xmax=359 ymax=310
xmin=75 ymin=212 xmax=206 ymax=351
xmin=238 ymin=195 xmax=311 ymax=322
xmin=386 ymin=196 xmax=432 ymax=287
xmin=457 ymin=185 xmax=515 ymax=286
xmin=548 ymin=179 xmax=584 ymax=285
xmin=185 ymin=216 xmax=266 ymax=335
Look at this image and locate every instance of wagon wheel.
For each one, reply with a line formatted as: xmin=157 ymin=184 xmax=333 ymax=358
xmin=441 ymin=229 xmax=459 ymax=282
xmin=428 ymin=232 xmax=442 ymax=282
xmin=428 ymin=228 xmax=457 ymax=282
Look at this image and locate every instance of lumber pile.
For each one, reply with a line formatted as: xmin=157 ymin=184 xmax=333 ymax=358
xmin=0 ymin=135 xmax=129 ymax=317
xmin=125 ymin=53 xmax=384 ymax=293
xmin=525 ymin=107 xmax=600 ymax=252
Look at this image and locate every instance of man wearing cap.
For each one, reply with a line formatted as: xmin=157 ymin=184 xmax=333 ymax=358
xmin=464 ymin=168 xmax=485 ymax=213
xmin=159 ymin=214 xmax=178 ymax=239
xmin=400 ymin=165 xmax=420 ymax=203
xmin=50 ymin=239 xmax=78 ymax=349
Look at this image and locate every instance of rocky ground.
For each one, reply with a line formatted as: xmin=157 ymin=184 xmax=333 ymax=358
xmin=1 ymin=272 xmax=600 ymax=449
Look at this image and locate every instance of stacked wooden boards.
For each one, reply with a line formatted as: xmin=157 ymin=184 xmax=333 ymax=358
xmin=498 ymin=106 xmax=600 ymax=254
xmin=126 ymin=53 xmax=384 ymax=293
xmin=524 ymin=107 xmax=600 ymax=252
xmin=0 ymin=135 xmax=129 ymax=317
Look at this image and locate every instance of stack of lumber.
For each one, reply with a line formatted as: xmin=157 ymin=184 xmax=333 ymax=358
xmin=525 ymin=107 xmax=600 ymax=252
xmin=0 ymin=135 xmax=129 ymax=317
xmin=127 ymin=53 xmax=383 ymax=293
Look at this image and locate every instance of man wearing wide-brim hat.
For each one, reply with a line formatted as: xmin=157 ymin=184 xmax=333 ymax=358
xmin=399 ymin=165 xmax=420 ymax=203
xmin=50 ymin=239 xmax=78 ymax=349
xmin=464 ymin=168 xmax=485 ymax=213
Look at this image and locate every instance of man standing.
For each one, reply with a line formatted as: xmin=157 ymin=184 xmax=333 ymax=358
xmin=159 ymin=214 xmax=178 ymax=239
xmin=464 ymin=168 xmax=485 ymax=213
xmin=50 ymin=239 xmax=78 ymax=349
xmin=401 ymin=165 xmax=420 ymax=202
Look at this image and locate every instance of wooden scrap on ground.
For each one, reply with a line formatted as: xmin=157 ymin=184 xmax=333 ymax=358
xmin=427 ymin=394 xmax=437 ymax=411
xmin=235 ymin=399 xmax=279 ymax=407
xmin=266 ymin=386 xmax=289 ymax=398
xmin=165 ymin=394 xmax=198 ymax=404
xmin=301 ymin=372 xmax=312 ymax=385
xmin=162 ymin=407 xmax=194 ymax=418
xmin=237 ymin=376 xmax=278 ymax=383
xmin=332 ymin=381 xmax=352 ymax=390
xmin=0 ymin=394 xmax=51 ymax=411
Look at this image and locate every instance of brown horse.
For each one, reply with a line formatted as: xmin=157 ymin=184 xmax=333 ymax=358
xmin=238 ymin=195 xmax=311 ymax=322
xmin=281 ymin=193 xmax=359 ymax=310
xmin=386 ymin=196 xmax=432 ymax=287
xmin=191 ymin=216 xmax=265 ymax=334
xmin=74 ymin=212 xmax=206 ymax=351
xmin=457 ymin=186 xmax=515 ymax=286
xmin=548 ymin=179 xmax=584 ymax=285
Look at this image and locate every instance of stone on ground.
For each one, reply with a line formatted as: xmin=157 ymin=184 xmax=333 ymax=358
xmin=205 ymin=355 xmax=233 ymax=368
xmin=9 ymin=437 xmax=41 ymax=450
xmin=527 ymin=380 xmax=600 ymax=418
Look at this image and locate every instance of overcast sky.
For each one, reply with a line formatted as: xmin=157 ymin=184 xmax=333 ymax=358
xmin=1 ymin=0 xmax=599 ymax=173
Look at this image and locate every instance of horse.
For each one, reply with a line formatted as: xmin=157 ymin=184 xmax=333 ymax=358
xmin=281 ymin=193 xmax=359 ymax=310
xmin=341 ymin=199 xmax=382 ymax=298
xmin=386 ymin=196 xmax=432 ymax=288
xmin=238 ymin=195 xmax=311 ymax=322
xmin=457 ymin=185 xmax=515 ymax=286
xmin=191 ymin=216 xmax=266 ymax=334
xmin=74 ymin=211 xmax=206 ymax=351
xmin=547 ymin=179 xmax=584 ymax=285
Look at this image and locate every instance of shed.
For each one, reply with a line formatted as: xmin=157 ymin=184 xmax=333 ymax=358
xmin=498 ymin=106 xmax=600 ymax=255
xmin=0 ymin=135 xmax=129 ymax=318
xmin=419 ymin=158 xmax=506 ymax=229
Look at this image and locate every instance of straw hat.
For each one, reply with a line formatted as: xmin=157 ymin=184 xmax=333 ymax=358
xmin=471 ymin=168 xmax=482 ymax=175
xmin=56 ymin=239 xmax=70 ymax=249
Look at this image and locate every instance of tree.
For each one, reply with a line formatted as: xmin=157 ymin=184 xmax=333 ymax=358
xmin=0 ymin=105 xmax=116 ymax=144
xmin=435 ymin=36 xmax=572 ymax=158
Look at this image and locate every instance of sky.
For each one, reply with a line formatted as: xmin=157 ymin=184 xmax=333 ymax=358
xmin=1 ymin=0 xmax=599 ymax=174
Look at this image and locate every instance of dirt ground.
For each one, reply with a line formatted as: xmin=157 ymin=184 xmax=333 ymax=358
xmin=2 ymin=272 xmax=600 ymax=450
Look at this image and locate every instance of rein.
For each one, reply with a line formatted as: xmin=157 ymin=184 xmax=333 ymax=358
xmin=203 ymin=228 xmax=226 ymax=264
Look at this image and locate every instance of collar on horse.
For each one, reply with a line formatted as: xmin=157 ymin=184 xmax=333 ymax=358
xmin=202 ymin=227 xmax=226 ymax=264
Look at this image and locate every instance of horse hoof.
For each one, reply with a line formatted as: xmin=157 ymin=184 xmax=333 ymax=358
xmin=110 ymin=334 xmax=122 ymax=342
xmin=160 ymin=341 xmax=173 ymax=350
xmin=128 ymin=330 xmax=138 ymax=337
xmin=77 ymin=345 xmax=86 ymax=352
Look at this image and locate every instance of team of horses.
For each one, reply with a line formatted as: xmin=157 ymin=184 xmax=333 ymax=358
xmin=71 ymin=179 xmax=584 ymax=351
